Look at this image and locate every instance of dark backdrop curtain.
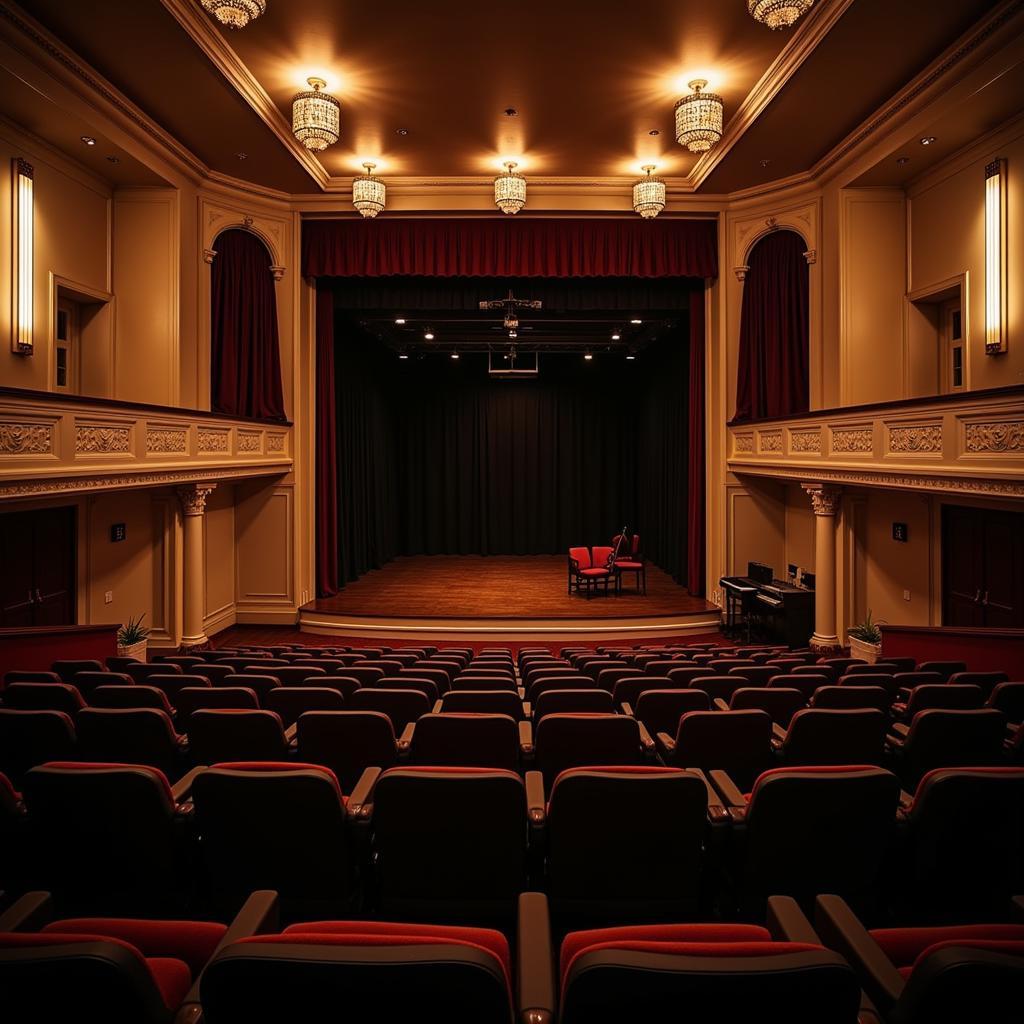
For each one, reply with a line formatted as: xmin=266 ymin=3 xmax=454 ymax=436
xmin=210 ymin=229 xmax=286 ymax=420
xmin=315 ymin=287 xmax=339 ymax=596
xmin=687 ymin=281 xmax=706 ymax=596
xmin=734 ymin=229 xmax=809 ymax=421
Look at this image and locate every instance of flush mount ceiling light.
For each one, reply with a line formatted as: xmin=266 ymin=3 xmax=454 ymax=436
xmin=395 ymin=318 xmax=406 ymax=325
xmin=584 ymin=351 xmax=593 ymax=361
xmin=633 ymin=164 xmax=666 ymax=219
xmin=494 ymin=161 xmax=527 ymax=215
xmin=675 ymin=80 xmax=723 ymax=153
xmin=352 ymin=162 xmax=386 ymax=218
xmin=747 ymin=0 xmax=814 ymax=30
xmin=611 ymin=333 xmax=621 ymax=341
xmin=424 ymin=331 xmax=435 ymax=341
xmin=201 ymin=0 xmax=266 ymax=28
xmin=292 ymin=77 xmax=341 ymax=151
xmin=451 ymin=351 xmax=460 ymax=360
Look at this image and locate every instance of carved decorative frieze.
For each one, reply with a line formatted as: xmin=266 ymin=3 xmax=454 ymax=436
xmin=147 ymin=428 xmax=187 ymax=454
xmin=266 ymin=433 xmax=286 ymax=454
xmin=76 ymin=424 xmax=131 ymax=454
xmin=831 ymin=427 xmax=873 ymax=454
xmin=733 ymin=433 xmax=754 ymax=454
xmin=888 ymin=423 xmax=942 ymax=454
xmin=804 ymin=484 xmax=842 ymax=517
xmin=759 ymin=431 xmax=783 ymax=453
xmin=0 ymin=422 xmax=52 ymax=455
xmin=197 ymin=430 xmax=230 ymax=453
xmin=237 ymin=431 xmax=262 ymax=453
xmin=964 ymin=420 xmax=1024 ymax=453
xmin=789 ymin=429 xmax=822 ymax=454
xmin=177 ymin=483 xmax=217 ymax=516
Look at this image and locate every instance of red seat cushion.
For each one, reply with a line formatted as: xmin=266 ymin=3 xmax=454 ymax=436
xmin=209 ymin=761 xmax=346 ymax=804
xmin=580 ymin=568 xmax=610 ymax=577
xmin=146 ymin=957 xmax=194 ymax=1009
xmin=39 ymin=762 xmax=175 ymax=803
xmin=869 ymin=925 xmax=1024 ymax=969
xmin=615 ymin=561 xmax=643 ymax=570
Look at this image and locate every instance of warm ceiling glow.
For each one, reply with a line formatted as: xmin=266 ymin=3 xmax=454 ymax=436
xmin=985 ymin=158 xmax=1007 ymax=354
xmin=12 ymin=158 xmax=33 ymax=355
xmin=201 ymin=0 xmax=266 ymax=29
xmin=292 ymin=77 xmax=341 ymax=151
xmin=747 ymin=0 xmax=814 ymax=30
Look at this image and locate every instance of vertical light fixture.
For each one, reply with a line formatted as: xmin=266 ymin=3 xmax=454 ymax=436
xmin=352 ymin=162 xmax=386 ymax=218
xmin=494 ymin=161 xmax=527 ymax=215
xmin=985 ymin=158 xmax=1007 ymax=354
xmin=11 ymin=158 xmax=34 ymax=355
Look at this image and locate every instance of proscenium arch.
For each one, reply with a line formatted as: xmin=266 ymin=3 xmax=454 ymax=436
xmin=208 ymin=222 xmax=285 ymax=280
xmin=741 ymin=222 xmax=812 ymax=270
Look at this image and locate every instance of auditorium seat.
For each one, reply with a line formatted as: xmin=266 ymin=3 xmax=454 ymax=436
xmin=143 ymin=673 xmax=213 ymax=707
xmin=376 ymin=675 xmax=439 ymax=702
xmin=295 ymin=710 xmax=400 ymax=790
xmin=664 ymin=665 xmax=708 ymax=688
xmin=891 ymin=683 xmax=985 ymax=721
xmin=657 ymin=710 xmax=774 ymax=791
xmin=2 ymin=681 xmax=84 ymax=715
xmin=947 ymin=671 xmax=1009 ymax=698
xmin=820 ymin=658 xmax=867 ymax=675
xmin=533 ymin=688 xmax=613 ymax=721
xmin=90 ymin=684 xmax=173 ymax=713
xmin=712 ymin=766 xmax=900 ymax=914
xmin=51 ymin=659 xmax=103 ymax=683
xmin=720 ymin=687 xmax=805 ymax=727
xmin=406 ymin=713 xmax=524 ymax=771
xmin=438 ymin=689 xmax=529 ymax=721
xmin=887 ymin=709 xmax=1009 ymax=787
xmin=809 ymin=685 xmax=890 ymax=712
xmin=533 ymin=714 xmax=648 ymax=786
xmin=401 ymin=666 xmax=451 ymax=694
xmin=153 ymin=654 xmax=206 ymax=670
xmin=815 ymin=894 xmax=1024 ymax=1024
xmin=192 ymin=663 xmax=235 ymax=685
xmin=4 ymin=670 xmax=61 ymax=685
xmin=893 ymin=670 xmax=944 ymax=691
xmin=71 ymin=670 xmax=135 ymax=699
xmin=175 ymin=686 xmax=259 ymax=718
xmin=789 ymin=663 xmax=839 ymax=682
xmin=19 ymin=762 xmax=197 ymax=914
xmin=77 ymin=708 xmax=186 ymax=777
xmin=193 ymin=763 xmax=362 ymax=918
xmin=767 ymin=673 xmax=831 ymax=703
xmin=265 ymin=686 xmax=346 ymax=727
xmin=0 ymin=710 xmax=76 ymax=786
xmin=362 ymin=766 xmax=530 ymax=922
xmin=773 ymin=709 xmax=888 ymax=767
xmin=625 ymin=688 xmax=710 ymax=738
xmin=187 ymin=709 xmax=293 ymax=764
xmin=125 ymin=663 xmax=183 ymax=684
xmin=526 ymin=675 xmax=594 ymax=701
xmin=843 ymin=661 xmax=901 ymax=676
xmin=221 ymin=673 xmax=284 ymax=703
xmin=336 ymin=666 xmax=386 ymax=688
xmin=348 ymin=687 xmax=430 ymax=733
xmin=727 ymin=665 xmax=779 ymax=687
xmin=916 ymin=661 xmax=968 ymax=682
xmin=534 ymin=766 xmax=719 ymax=925
xmin=558 ymin=898 xmax=861 ymax=1024
xmin=688 ymin=674 xmax=751 ymax=702
xmin=610 ymin=675 xmax=674 ymax=711
xmin=988 ymin=681 xmax=1024 ymax=724
xmin=264 ymin=665 xmax=328 ymax=687
xmin=837 ymin=672 xmax=899 ymax=702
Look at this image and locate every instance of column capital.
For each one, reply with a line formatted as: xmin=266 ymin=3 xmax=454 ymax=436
xmin=177 ymin=483 xmax=217 ymax=516
xmin=802 ymin=483 xmax=841 ymax=517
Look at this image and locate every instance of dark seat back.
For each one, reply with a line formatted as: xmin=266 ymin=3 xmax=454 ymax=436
xmin=670 ymin=710 xmax=773 ymax=790
xmin=295 ymin=711 xmax=398 ymax=791
xmin=77 ymin=708 xmax=183 ymax=777
xmin=408 ymin=714 xmax=520 ymax=771
xmin=439 ymin=690 xmax=526 ymax=720
xmin=730 ymin=687 xmax=805 ymax=726
xmin=533 ymin=688 xmax=614 ymax=721
xmin=632 ymin=689 xmax=710 ymax=737
xmin=534 ymin=714 xmax=643 ymax=787
xmin=0 ymin=709 xmax=76 ymax=786
xmin=348 ymin=688 xmax=430 ymax=732
xmin=266 ymin=687 xmax=346 ymax=727
xmin=778 ymin=709 xmax=888 ymax=767
xmin=187 ymin=709 xmax=289 ymax=764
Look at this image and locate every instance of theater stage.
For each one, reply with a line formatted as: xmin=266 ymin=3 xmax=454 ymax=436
xmin=298 ymin=555 xmax=720 ymax=642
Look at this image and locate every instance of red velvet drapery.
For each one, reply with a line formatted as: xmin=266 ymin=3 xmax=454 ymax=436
xmin=734 ymin=229 xmax=809 ymax=421
xmin=687 ymin=280 xmax=706 ymax=597
xmin=210 ymin=229 xmax=286 ymax=421
xmin=302 ymin=218 xmax=718 ymax=279
xmin=315 ymin=287 xmax=339 ymax=597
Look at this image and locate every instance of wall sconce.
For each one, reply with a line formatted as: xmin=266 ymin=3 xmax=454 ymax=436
xmin=984 ymin=158 xmax=1007 ymax=355
xmin=11 ymin=158 xmax=34 ymax=355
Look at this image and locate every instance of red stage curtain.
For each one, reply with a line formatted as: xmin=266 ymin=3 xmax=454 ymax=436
xmin=315 ymin=287 xmax=339 ymax=597
xmin=733 ymin=229 xmax=809 ymax=421
xmin=302 ymin=218 xmax=718 ymax=279
xmin=210 ymin=229 xmax=286 ymax=420
xmin=687 ymin=280 xmax=706 ymax=597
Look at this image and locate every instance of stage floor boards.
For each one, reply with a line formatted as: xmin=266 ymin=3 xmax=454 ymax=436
xmin=304 ymin=555 xmax=715 ymax=620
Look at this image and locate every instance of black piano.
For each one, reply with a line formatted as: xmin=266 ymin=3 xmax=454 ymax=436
xmin=720 ymin=561 xmax=815 ymax=649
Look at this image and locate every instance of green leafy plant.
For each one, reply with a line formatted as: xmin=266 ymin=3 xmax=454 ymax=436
xmin=118 ymin=613 xmax=149 ymax=647
xmin=848 ymin=609 xmax=884 ymax=645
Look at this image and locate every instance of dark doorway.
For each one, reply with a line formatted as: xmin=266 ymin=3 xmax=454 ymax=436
xmin=0 ymin=506 xmax=77 ymax=627
xmin=942 ymin=505 xmax=1024 ymax=627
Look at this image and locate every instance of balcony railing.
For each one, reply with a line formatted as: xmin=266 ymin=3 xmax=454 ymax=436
xmin=727 ymin=385 xmax=1024 ymax=499
xmin=0 ymin=387 xmax=292 ymax=500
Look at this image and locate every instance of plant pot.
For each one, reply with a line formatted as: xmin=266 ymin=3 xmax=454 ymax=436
xmin=847 ymin=635 xmax=881 ymax=664
xmin=117 ymin=639 xmax=148 ymax=663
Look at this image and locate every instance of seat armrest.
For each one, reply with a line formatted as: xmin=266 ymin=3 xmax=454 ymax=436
xmin=771 ymin=722 xmax=787 ymax=744
xmin=517 ymin=686 xmax=526 ymax=700
xmin=685 ymin=767 xmax=729 ymax=825
xmin=898 ymin=788 xmax=914 ymax=811
xmin=815 ymin=894 xmax=905 ymax=1013
xmin=517 ymin=892 xmax=555 ymax=1024
xmin=620 ymin=700 xmax=634 ymax=718
xmin=713 ymin=697 xmax=729 ymax=712
xmin=1011 ymin=894 xmax=1024 ymax=921
xmin=397 ymin=721 xmax=415 ymax=754
xmin=518 ymin=719 xmax=534 ymax=758
xmin=0 ymin=891 xmax=52 ymax=931
xmin=767 ymin=895 xmax=819 ymax=943
xmin=637 ymin=720 xmax=656 ymax=758
xmin=171 ymin=765 xmax=205 ymax=803
xmin=525 ymin=770 xmax=546 ymax=828
xmin=656 ymin=730 xmax=676 ymax=754
xmin=347 ymin=765 xmax=382 ymax=821
xmin=432 ymin=699 xmax=442 ymax=714
xmin=284 ymin=723 xmax=298 ymax=743
xmin=709 ymin=769 xmax=746 ymax=809
xmin=889 ymin=721 xmax=909 ymax=738
xmin=522 ymin=701 xmax=532 ymax=719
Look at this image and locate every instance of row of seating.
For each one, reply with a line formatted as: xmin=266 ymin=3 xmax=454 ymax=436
xmin=4 ymin=887 xmax=1020 ymax=1024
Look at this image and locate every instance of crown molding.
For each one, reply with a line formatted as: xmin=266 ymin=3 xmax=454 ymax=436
xmin=0 ymin=112 xmax=113 ymax=195
xmin=159 ymin=0 xmax=329 ymax=190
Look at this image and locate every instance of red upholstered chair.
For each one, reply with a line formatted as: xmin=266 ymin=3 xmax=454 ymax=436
xmin=0 ymin=889 xmax=273 ymax=1024
xmin=712 ymin=766 xmax=901 ymax=915
xmin=265 ymin=686 xmax=346 ymax=727
xmin=533 ymin=688 xmax=614 ymax=721
xmin=559 ymin=898 xmax=861 ymax=1024
xmin=887 ymin=708 xmax=1008 ymax=787
xmin=192 ymin=663 xmax=235 ymax=685
xmin=767 ymin=673 xmax=831 ymax=703
xmin=51 ymin=659 xmax=103 ymax=683
xmin=175 ymin=686 xmax=259 ymax=718
xmin=891 ymin=683 xmax=985 ymax=721
xmin=77 ymin=708 xmax=188 ymax=778
xmin=439 ymin=689 xmax=528 ymax=721
xmin=70 ymin=670 xmax=134 ymax=699
xmin=3 ymin=670 xmax=61 ymax=685
xmin=611 ymin=533 xmax=646 ymax=594
xmin=20 ymin=762 xmax=198 ymax=915
xmin=947 ymin=670 xmax=1009 ymax=698
xmin=125 ymin=663 xmax=182 ymax=684
xmin=988 ymin=681 xmax=1024 ymax=724
xmin=348 ymin=687 xmax=430 ymax=734
xmin=407 ymin=713 xmax=524 ymax=771
xmin=688 ymin=674 xmax=751 ymax=702
xmin=192 ymin=763 xmax=363 ymax=918
xmin=186 ymin=709 xmax=292 ymax=765
xmin=377 ymin=675 xmax=440 ymax=702
xmin=295 ymin=710 xmax=401 ymax=791
xmin=627 ymin=689 xmax=710 ymax=738
xmin=0 ymin=710 xmax=76 ymax=787
xmin=220 ymin=673 xmax=281 ymax=703
xmin=153 ymin=654 xmax=206 ymax=670
xmin=2 ymin=681 xmax=84 ymax=715
xmin=722 ymin=687 xmax=805 ymax=728
xmin=610 ymin=675 xmax=675 ymax=712
xmin=815 ymin=894 xmax=1024 ymax=1024
xmin=533 ymin=766 xmax=720 ymax=924
xmin=772 ymin=709 xmax=889 ymax=768
xmin=568 ymin=546 xmax=612 ymax=597
xmin=533 ymin=713 xmax=649 ymax=786
xmin=657 ymin=709 xmax=774 ymax=791
xmin=89 ymin=684 xmax=174 ymax=713
xmin=335 ymin=665 xmax=386 ymax=688
xmin=141 ymin=674 xmax=212 ymax=708
xmin=359 ymin=766 xmax=530 ymax=922
xmin=917 ymin=660 xmax=968 ymax=682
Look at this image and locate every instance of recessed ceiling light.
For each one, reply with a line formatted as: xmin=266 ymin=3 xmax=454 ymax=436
xmin=396 ymin=128 xmax=409 ymax=136
xmin=630 ymin=319 xmax=642 ymax=324
xmin=424 ymin=332 xmax=434 ymax=340
xmin=626 ymin=353 xmax=636 ymax=361
xmin=584 ymin=352 xmax=593 ymax=361
xmin=451 ymin=351 xmax=460 ymax=360
xmin=81 ymin=136 xmax=96 ymax=146
xmin=398 ymin=352 xmax=409 ymax=359
xmin=896 ymin=156 xmax=909 ymax=166
xmin=395 ymin=318 xmax=406 ymax=324
xmin=611 ymin=333 xmax=621 ymax=340
xmin=106 ymin=155 xmax=120 ymax=164
xmin=648 ymin=129 xmax=661 ymax=137
xmin=920 ymin=136 xmax=936 ymax=146
xmin=504 ymin=107 xmax=519 ymax=117
xmin=236 ymin=152 xmax=248 ymax=160
xmin=760 ymin=158 xmax=771 ymax=168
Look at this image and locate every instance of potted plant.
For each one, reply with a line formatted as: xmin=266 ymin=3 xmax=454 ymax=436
xmin=117 ymin=613 xmax=150 ymax=663
xmin=847 ymin=610 xmax=884 ymax=663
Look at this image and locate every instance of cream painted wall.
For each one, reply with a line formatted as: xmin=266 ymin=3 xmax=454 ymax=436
xmin=726 ymin=479 xmax=786 ymax=583
xmin=784 ymin=483 xmax=815 ymax=579
xmin=909 ymin=121 xmax=1024 ymax=391
xmin=204 ymin=484 xmax=236 ymax=635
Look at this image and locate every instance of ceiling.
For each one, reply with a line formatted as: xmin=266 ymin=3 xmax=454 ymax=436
xmin=3 ymin=0 xmax=1015 ymax=194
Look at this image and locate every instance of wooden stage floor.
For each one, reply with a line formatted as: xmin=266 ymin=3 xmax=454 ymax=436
xmin=304 ymin=555 xmax=715 ymax=620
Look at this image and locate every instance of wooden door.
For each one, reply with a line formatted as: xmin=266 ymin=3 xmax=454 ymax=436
xmin=0 ymin=507 xmax=77 ymax=627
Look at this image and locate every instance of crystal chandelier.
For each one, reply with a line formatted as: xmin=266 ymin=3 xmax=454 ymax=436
xmin=494 ymin=161 xmax=527 ymax=215
xmin=201 ymin=0 xmax=266 ymax=29
xmin=748 ymin=0 xmax=814 ymax=30
xmin=352 ymin=163 xmax=386 ymax=218
xmin=292 ymin=77 xmax=341 ymax=151
xmin=633 ymin=165 xmax=666 ymax=219
xmin=674 ymin=80 xmax=724 ymax=153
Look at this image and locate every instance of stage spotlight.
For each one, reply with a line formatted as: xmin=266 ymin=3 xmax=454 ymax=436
xmin=399 ymin=351 xmax=409 ymax=359
xmin=451 ymin=350 xmax=460 ymax=360
xmin=611 ymin=333 xmax=621 ymax=340
xmin=395 ymin=318 xmax=406 ymax=324
xmin=424 ymin=331 xmax=435 ymax=340
xmin=630 ymin=318 xmax=642 ymax=324
xmin=626 ymin=353 xmax=636 ymax=361
xmin=584 ymin=351 xmax=593 ymax=361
